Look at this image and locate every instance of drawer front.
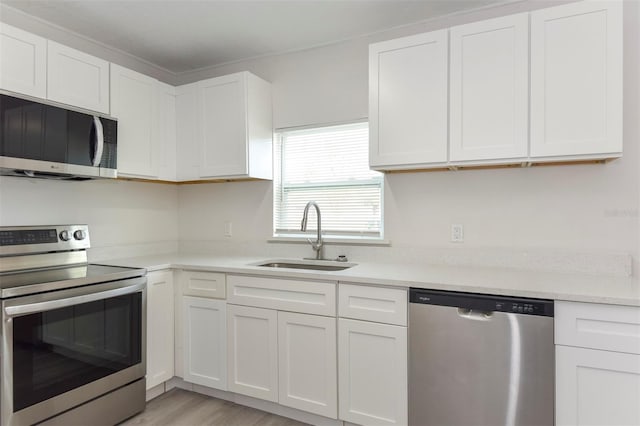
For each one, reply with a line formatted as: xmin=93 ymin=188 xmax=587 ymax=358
xmin=339 ymin=284 xmax=407 ymax=326
xmin=227 ymin=275 xmax=336 ymax=316
xmin=556 ymin=301 xmax=640 ymax=354
xmin=181 ymin=270 xmax=226 ymax=299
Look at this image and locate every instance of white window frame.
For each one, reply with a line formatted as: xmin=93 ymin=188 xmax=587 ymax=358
xmin=272 ymin=121 xmax=385 ymax=244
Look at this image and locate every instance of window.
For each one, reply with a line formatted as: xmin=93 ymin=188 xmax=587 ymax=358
xmin=274 ymin=121 xmax=383 ymax=240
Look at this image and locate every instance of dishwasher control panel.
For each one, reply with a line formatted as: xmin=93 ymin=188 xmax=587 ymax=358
xmin=495 ymin=300 xmax=545 ymax=315
xmin=410 ymin=289 xmax=554 ymax=317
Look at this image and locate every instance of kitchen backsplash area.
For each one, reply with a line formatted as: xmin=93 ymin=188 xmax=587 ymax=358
xmin=0 ymin=176 xmax=179 ymax=258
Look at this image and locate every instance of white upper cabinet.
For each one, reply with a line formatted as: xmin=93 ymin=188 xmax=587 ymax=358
xmin=156 ymin=81 xmax=177 ymax=181
xmin=197 ymin=71 xmax=272 ymax=180
xmin=47 ymin=41 xmax=110 ymax=114
xmin=449 ymin=13 xmax=529 ymax=162
xmin=176 ymin=82 xmax=200 ymax=181
xmin=530 ymin=1 xmax=623 ymax=158
xmin=110 ymin=64 xmax=158 ymax=178
xmin=0 ymin=23 xmax=47 ymax=98
xmin=369 ymin=30 xmax=448 ymax=169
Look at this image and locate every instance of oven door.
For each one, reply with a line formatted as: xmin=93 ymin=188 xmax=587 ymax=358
xmin=1 ymin=277 xmax=146 ymax=426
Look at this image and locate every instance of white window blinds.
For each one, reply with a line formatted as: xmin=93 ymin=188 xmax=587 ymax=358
xmin=274 ymin=122 xmax=383 ymax=239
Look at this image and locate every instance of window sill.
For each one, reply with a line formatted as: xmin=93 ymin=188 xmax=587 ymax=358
xmin=269 ymin=236 xmax=391 ymax=247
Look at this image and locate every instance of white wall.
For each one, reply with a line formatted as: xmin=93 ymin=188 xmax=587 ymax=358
xmin=0 ymin=177 xmax=179 ymax=258
xmin=177 ymin=0 xmax=640 ymax=274
xmin=0 ymin=0 xmax=637 ymax=275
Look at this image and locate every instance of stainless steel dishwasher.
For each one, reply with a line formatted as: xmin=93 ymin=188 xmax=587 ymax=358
xmin=409 ymin=289 xmax=554 ymax=426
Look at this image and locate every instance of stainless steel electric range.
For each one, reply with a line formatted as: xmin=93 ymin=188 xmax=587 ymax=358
xmin=0 ymin=225 xmax=147 ymax=426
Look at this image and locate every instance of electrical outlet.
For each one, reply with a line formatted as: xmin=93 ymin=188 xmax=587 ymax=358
xmin=224 ymin=221 xmax=233 ymax=237
xmin=451 ymin=224 xmax=464 ymax=243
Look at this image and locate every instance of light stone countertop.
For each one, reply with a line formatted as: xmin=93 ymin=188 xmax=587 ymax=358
xmin=99 ymin=253 xmax=640 ymax=307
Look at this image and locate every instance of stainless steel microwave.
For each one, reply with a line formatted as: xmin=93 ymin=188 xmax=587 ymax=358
xmin=0 ymin=92 xmax=117 ymax=179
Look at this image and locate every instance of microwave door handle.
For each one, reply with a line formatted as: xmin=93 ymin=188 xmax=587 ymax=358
xmin=4 ymin=282 xmax=145 ymax=318
xmin=91 ymin=116 xmax=104 ymax=167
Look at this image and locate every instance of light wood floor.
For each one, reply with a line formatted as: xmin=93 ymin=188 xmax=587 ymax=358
xmin=120 ymin=388 xmax=309 ymax=426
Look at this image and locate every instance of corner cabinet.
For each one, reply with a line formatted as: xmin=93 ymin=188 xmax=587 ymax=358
xmin=111 ymin=64 xmax=158 ymax=178
xmin=176 ymin=71 xmax=273 ymax=181
xmin=0 ymin=23 xmax=47 ymax=99
xmin=555 ymin=301 xmax=640 ymax=425
xmin=146 ymin=270 xmax=175 ymax=390
xmin=47 ymin=41 xmax=110 ymax=114
xmin=530 ymin=1 xmax=623 ymax=159
xmin=369 ymin=30 xmax=448 ymax=169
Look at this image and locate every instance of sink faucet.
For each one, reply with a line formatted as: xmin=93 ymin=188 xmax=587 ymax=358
xmin=301 ymin=201 xmax=323 ymax=260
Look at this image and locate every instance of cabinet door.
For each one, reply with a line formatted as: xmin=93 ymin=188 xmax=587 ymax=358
xmin=156 ymin=82 xmax=177 ymax=181
xmin=110 ymin=64 xmax=158 ymax=178
xmin=278 ymin=312 xmax=337 ymax=418
xmin=450 ymin=14 xmax=528 ymax=162
xmin=369 ymin=30 xmax=448 ymax=169
xmin=146 ymin=270 xmax=174 ymax=390
xmin=0 ymin=23 xmax=47 ymax=98
xmin=338 ymin=318 xmax=407 ymax=426
xmin=530 ymin=1 xmax=623 ymax=158
xmin=47 ymin=41 xmax=109 ymax=113
xmin=176 ymin=82 xmax=200 ymax=181
xmin=198 ymin=73 xmax=248 ymax=178
xmin=183 ymin=296 xmax=227 ymax=390
xmin=556 ymin=345 xmax=640 ymax=426
xmin=227 ymin=304 xmax=278 ymax=402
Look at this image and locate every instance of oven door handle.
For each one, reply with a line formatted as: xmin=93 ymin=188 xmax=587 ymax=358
xmin=4 ymin=282 xmax=145 ymax=318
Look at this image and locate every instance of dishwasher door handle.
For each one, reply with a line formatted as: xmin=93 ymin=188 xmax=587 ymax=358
xmin=457 ymin=307 xmax=494 ymax=321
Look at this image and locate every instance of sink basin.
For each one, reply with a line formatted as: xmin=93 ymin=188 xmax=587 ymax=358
xmin=254 ymin=259 xmax=355 ymax=271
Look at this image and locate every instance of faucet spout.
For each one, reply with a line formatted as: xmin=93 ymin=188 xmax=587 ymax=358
xmin=300 ymin=201 xmax=323 ymax=260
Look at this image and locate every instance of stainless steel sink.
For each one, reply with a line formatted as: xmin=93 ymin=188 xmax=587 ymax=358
xmin=253 ymin=259 xmax=355 ymax=271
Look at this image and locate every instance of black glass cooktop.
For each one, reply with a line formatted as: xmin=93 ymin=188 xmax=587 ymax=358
xmin=0 ymin=264 xmax=145 ymax=298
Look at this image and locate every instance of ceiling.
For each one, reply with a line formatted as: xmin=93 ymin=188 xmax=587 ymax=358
xmin=4 ymin=0 xmax=507 ymax=74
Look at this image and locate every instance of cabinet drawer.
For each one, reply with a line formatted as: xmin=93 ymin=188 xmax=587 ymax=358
xmin=556 ymin=301 xmax=640 ymax=355
xmin=227 ymin=275 xmax=336 ymax=316
xmin=339 ymin=284 xmax=407 ymax=326
xmin=181 ymin=270 xmax=226 ymax=299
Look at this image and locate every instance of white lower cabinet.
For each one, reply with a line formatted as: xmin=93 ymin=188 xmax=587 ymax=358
xmin=556 ymin=345 xmax=640 ymax=426
xmin=227 ymin=304 xmax=278 ymax=402
xmin=146 ymin=270 xmax=174 ymax=390
xmin=182 ymin=296 xmax=227 ymax=390
xmin=555 ymin=301 xmax=640 ymax=426
xmin=278 ymin=312 xmax=337 ymax=418
xmin=338 ymin=318 xmax=408 ymax=426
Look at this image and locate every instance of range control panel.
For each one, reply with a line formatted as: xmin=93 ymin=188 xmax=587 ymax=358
xmin=0 ymin=225 xmax=90 ymax=256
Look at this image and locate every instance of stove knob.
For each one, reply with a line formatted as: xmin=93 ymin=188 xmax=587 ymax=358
xmin=59 ymin=230 xmax=71 ymax=241
xmin=73 ymin=230 xmax=86 ymax=240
